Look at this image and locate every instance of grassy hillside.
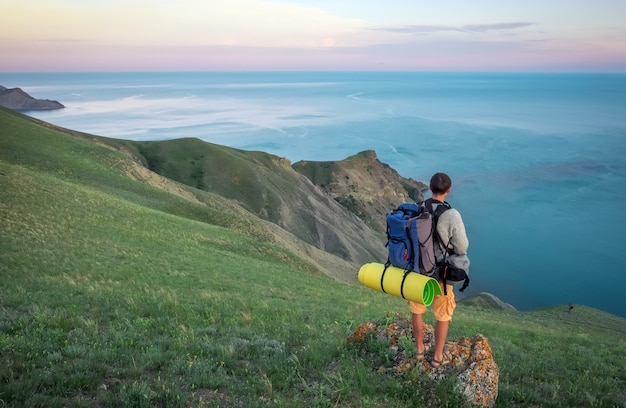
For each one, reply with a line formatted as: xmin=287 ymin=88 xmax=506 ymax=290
xmin=1 ymin=107 xmax=625 ymax=407
xmin=101 ymin=136 xmax=387 ymax=269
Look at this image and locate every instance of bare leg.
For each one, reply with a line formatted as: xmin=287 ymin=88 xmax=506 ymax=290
xmin=433 ymin=320 xmax=449 ymax=363
xmin=411 ymin=312 xmax=425 ymax=355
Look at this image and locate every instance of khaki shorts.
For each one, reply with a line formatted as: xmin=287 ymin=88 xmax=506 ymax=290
xmin=409 ymin=282 xmax=456 ymax=322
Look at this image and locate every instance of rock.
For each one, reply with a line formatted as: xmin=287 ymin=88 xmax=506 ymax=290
xmin=348 ymin=313 xmax=499 ymax=407
xmin=0 ymin=86 xmax=64 ymax=110
xmin=293 ymin=150 xmax=428 ymax=233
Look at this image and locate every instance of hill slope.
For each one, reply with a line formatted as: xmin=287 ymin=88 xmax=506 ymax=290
xmin=0 ymin=107 xmax=359 ymax=283
xmin=98 ymin=136 xmax=388 ymax=269
xmin=1 ymin=107 xmax=625 ymax=408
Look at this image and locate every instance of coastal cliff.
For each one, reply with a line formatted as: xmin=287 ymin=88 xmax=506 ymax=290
xmin=293 ymin=150 xmax=428 ymax=233
xmin=0 ymin=85 xmax=64 ymax=110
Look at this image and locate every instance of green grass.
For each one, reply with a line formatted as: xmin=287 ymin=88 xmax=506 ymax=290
xmin=0 ymin=161 xmax=403 ymax=407
xmin=1 ymin=107 xmax=626 ymax=407
xmin=128 ymin=137 xmax=302 ymax=221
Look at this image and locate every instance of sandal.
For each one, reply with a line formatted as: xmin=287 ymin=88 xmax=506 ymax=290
xmin=415 ymin=344 xmax=431 ymax=361
xmin=429 ymin=350 xmax=452 ymax=368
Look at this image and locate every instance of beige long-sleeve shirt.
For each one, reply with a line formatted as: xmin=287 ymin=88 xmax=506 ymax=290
xmin=435 ymin=208 xmax=469 ymax=258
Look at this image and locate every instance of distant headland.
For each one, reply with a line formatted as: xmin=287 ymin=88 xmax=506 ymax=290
xmin=0 ymin=85 xmax=64 ymax=110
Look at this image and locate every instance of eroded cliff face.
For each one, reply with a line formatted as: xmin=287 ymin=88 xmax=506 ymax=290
xmin=0 ymin=86 xmax=65 ymax=110
xmin=293 ymin=150 xmax=428 ymax=233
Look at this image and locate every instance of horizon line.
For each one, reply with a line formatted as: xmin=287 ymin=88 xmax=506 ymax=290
xmin=2 ymin=69 xmax=626 ymax=75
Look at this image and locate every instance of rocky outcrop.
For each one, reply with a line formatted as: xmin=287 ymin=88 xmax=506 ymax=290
xmin=293 ymin=150 xmax=428 ymax=233
xmin=460 ymin=292 xmax=517 ymax=311
xmin=348 ymin=313 xmax=499 ymax=408
xmin=0 ymin=86 xmax=64 ymax=110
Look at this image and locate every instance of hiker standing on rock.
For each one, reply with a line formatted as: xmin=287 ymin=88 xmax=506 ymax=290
xmin=410 ymin=172 xmax=469 ymax=368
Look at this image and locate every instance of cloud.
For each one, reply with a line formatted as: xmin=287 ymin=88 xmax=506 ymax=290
xmin=372 ymin=22 xmax=534 ymax=35
xmin=463 ymin=22 xmax=534 ymax=32
xmin=372 ymin=25 xmax=460 ymax=34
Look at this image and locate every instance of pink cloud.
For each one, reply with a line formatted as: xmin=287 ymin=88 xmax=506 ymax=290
xmin=2 ymin=38 xmax=625 ymax=72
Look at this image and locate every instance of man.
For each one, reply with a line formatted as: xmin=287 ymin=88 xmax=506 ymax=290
xmin=410 ymin=172 xmax=469 ymax=368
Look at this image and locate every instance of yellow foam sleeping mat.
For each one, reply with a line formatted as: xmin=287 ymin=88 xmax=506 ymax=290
xmin=358 ymin=262 xmax=442 ymax=305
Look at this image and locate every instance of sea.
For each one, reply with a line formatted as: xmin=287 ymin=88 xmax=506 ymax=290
xmin=2 ymin=72 xmax=625 ymax=318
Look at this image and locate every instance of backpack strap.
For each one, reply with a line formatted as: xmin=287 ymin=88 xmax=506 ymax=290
xmin=399 ymin=270 xmax=411 ymax=299
xmin=384 ymin=219 xmax=391 ymax=248
xmin=441 ymin=263 xmax=449 ymax=295
xmin=381 ymin=261 xmax=414 ymax=299
xmin=459 ymin=276 xmax=470 ymax=292
xmin=404 ymin=220 xmax=416 ymax=270
xmin=424 ymin=198 xmax=452 ymax=293
xmin=381 ymin=261 xmax=390 ymax=293
xmin=425 ymin=198 xmax=451 ymax=221
xmin=424 ymin=198 xmax=451 ymax=260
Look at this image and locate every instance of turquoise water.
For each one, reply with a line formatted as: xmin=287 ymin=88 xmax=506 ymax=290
xmin=2 ymin=72 xmax=625 ymax=317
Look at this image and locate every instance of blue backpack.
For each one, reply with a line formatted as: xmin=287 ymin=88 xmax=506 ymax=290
xmin=384 ymin=200 xmax=448 ymax=277
xmin=384 ymin=199 xmax=470 ymax=295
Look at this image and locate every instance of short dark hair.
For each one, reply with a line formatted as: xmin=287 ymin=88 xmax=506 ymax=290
xmin=430 ymin=172 xmax=452 ymax=194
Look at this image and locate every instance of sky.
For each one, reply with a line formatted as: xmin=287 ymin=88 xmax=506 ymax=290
xmin=2 ymin=0 xmax=626 ymax=72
